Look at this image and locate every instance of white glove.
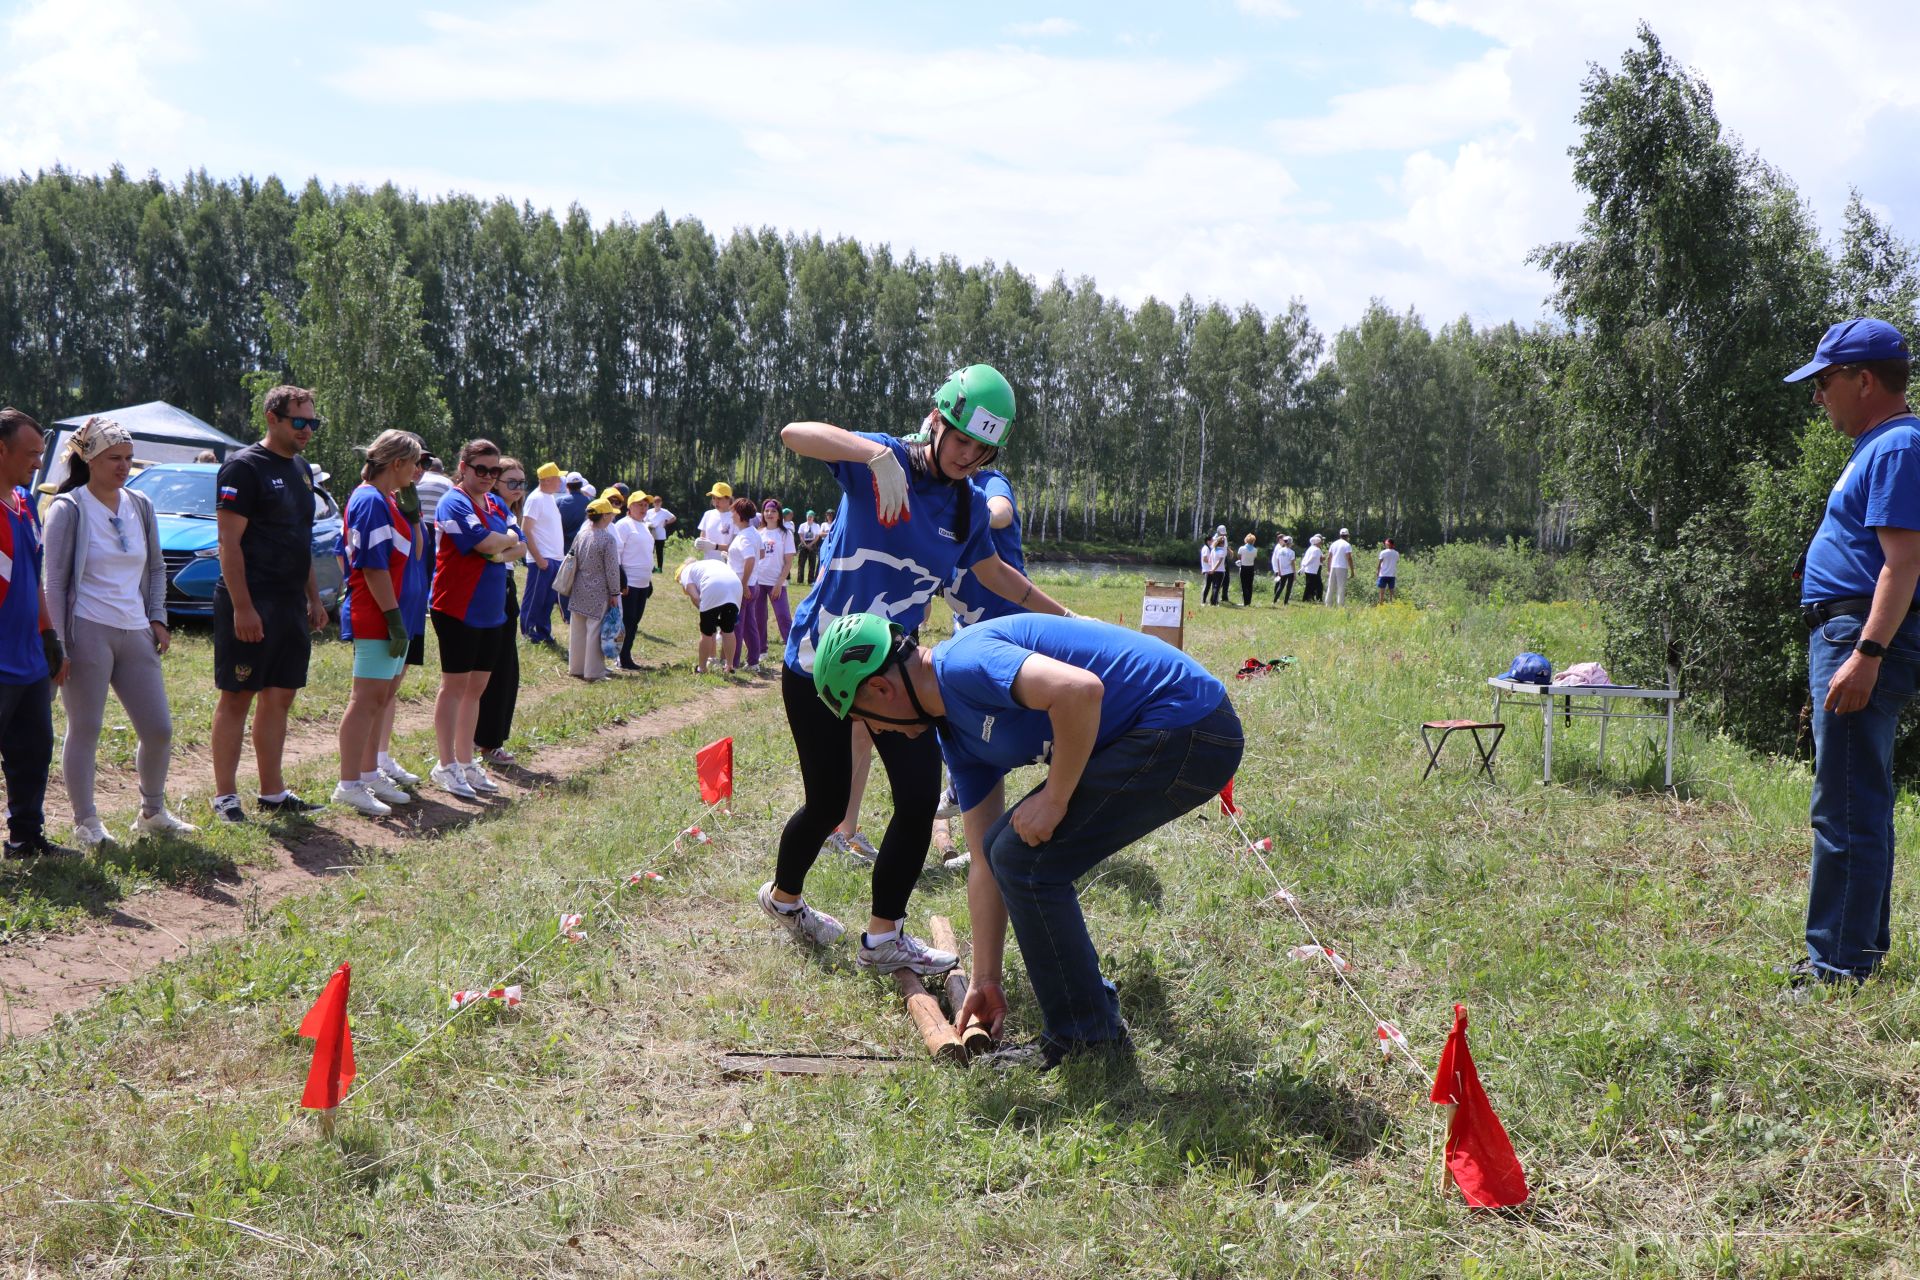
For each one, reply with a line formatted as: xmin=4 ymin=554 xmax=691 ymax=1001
xmin=694 ymin=537 xmax=714 ymax=553
xmin=867 ymin=447 xmax=910 ymax=527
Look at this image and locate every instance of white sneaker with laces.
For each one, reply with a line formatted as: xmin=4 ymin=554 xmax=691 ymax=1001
xmin=131 ymin=807 xmax=198 ymax=838
xmin=934 ymin=782 xmax=961 ymax=820
xmin=366 ymin=776 xmax=413 ymax=806
xmin=379 ymin=760 xmax=422 ymax=786
xmin=331 ymin=781 xmax=393 ymax=817
xmin=462 ymin=762 xmax=501 ymax=794
xmin=757 ymin=881 xmax=845 ymax=946
xmin=431 ymin=763 xmax=479 ymax=799
xmin=846 ymin=830 xmax=879 ymax=861
xmin=73 ymin=817 xmax=111 ymax=848
xmin=857 ymin=930 xmax=958 ymax=976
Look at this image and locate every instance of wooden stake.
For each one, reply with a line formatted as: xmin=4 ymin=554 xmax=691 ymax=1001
xmin=892 ymin=970 xmax=964 ymax=1063
xmin=928 ymin=916 xmax=995 ymax=1058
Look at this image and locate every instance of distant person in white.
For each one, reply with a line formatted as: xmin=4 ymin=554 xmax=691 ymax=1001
xmin=1271 ymin=535 xmax=1296 ymax=604
xmin=1299 ymin=533 xmax=1325 ymax=603
xmin=1375 ymin=538 xmax=1401 ymax=604
xmin=695 ymin=481 xmax=735 ymax=562
xmin=677 ymin=557 xmax=743 ymax=674
xmin=1327 ymin=527 xmax=1354 ymax=606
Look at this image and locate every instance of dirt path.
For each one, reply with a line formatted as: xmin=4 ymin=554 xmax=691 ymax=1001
xmin=0 ymin=679 xmax=769 ymax=1044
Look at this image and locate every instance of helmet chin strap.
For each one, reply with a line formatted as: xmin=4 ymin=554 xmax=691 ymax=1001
xmin=854 ymin=647 xmax=943 ymax=728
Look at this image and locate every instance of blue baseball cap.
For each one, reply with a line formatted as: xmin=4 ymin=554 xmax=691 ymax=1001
xmin=1782 ymin=318 xmax=1911 ymax=383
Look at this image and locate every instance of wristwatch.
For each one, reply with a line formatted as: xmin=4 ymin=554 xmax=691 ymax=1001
xmin=1856 ymin=638 xmax=1888 ymax=658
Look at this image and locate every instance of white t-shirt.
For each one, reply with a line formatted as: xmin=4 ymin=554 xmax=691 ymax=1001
xmin=1236 ymin=544 xmax=1258 ymax=567
xmin=1377 ymin=547 xmax=1401 ymax=578
xmin=1272 ymin=545 xmax=1295 ymax=575
xmin=521 ymin=488 xmax=564 ymax=560
xmin=612 ymin=516 xmax=654 ymax=585
xmin=75 ymin=488 xmax=150 ymax=630
xmin=752 ymin=527 xmax=787 ymax=587
xmin=697 ymin=508 xmax=734 ymax=561
xmin=1198 ymin=545 xmax=1214 ymax=573
xmin=727 ymin=530 xmax=759 ymax=581
xmin=1300 ymin=545 xmax=1324 ymax=573
xmin=798 ymin=520 xmax=822 ymax=547
xmin=645 ymin=505 xmax=674 ymax=540
xmin=679 ymin=558 xmax=743 ymax=610
xmin=1329 ymin=538 xmax=1354 ymax=571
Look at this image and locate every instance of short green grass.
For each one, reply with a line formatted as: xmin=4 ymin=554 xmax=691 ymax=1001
xmin=5 ymin=578 xmax=1917 ymax=1278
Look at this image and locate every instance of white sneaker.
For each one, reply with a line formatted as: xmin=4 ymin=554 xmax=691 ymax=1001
xmin=331 ymin=781 xmax=392 ymax=817
xmin=379 ymin=759 xmax=422 ymax=786
xmin=757 ymin=881 xmax=845 ymax=946
xmin=366 ymin=776 xmax=413 ymax=806
xmin=462 ymin=762 xmax=501 ymax=794
xmin=73 ymin=817 xmax=111 ymax=848
xmin=131 ymin=807 xmax=198 ymax=838
xmin=934 ymin=782 xmax=961 ymax=820
xmin=431 ymin=763 xmax=479 ymax=800
xmin=941 ymin=849 xmax=972 ymax=872
xmin=857 ymin=930 xmax=958 ymax=976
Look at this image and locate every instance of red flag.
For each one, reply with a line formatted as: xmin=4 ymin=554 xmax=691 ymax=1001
xmin=298 ymin=963 xmax=356 ymax=1111
xmin=695 ymin=737 xmax=734 ymax=805
xmin=1429 ymin=1004 xmax=1528 ymax=1208
xmin=1219 ymin=778 xmax=1239 ymax=816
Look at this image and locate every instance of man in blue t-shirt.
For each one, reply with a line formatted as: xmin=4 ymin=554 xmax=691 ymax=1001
xmin=0 ymin=408 xmax=69 ymax=857
xmin=811 ymin=611 xmax=1243 ymax=1068
xmin=1785 ymin=317 xmax=1919 ymax=989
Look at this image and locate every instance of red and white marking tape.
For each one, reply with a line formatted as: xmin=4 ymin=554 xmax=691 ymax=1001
xmin=1287 ymin=943 xmax=1352 ymax=973
xmin=558 ymin=912 xmax=586 ymax=943
xmin=450 ymin=985 xmax=523 ymax=1011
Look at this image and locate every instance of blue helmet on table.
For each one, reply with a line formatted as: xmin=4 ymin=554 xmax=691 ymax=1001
xmin=1501 ymin=652 xmax=1552 ymax=684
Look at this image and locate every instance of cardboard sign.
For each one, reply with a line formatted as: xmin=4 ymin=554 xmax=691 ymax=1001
xmin=1141 ymin=581 xmax=1187 ymax=651
xmin=1140 ymin=596 xmax=1184 ymax=628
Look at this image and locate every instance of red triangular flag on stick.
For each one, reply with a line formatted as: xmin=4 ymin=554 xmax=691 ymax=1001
xmin=1219 ymin=777 xmax=1239 ymax=816
xmin=1428 ymin=1004 xmax=1528 ymax=1208
xmin=298 ymin=963 xmax=356 ymax=1111
xmin=695 ymin=736 xmax=734 ymax=805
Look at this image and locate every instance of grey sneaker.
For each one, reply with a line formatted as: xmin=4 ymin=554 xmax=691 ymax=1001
xmin=823 ymin=831 xmax=877 ymax=864
xmin=757 ymin=881 xmax=845 ymax=946
xmin=856 ymin=930 xmax=957 ymax=976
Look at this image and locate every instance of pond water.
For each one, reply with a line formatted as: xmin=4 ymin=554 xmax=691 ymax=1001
xmin=1027 ymin=559 xmax=1200 ymax=587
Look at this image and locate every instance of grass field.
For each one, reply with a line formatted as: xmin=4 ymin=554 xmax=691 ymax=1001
xmin=4 ymin=573 xmax=1918 ymax=1278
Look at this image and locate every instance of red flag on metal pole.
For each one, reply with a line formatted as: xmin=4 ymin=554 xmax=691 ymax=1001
xmin=695 ymin=737 xmax=734 ymax=805
xmin=1219 ymin=778 xmax=1239 ymax=816
xmin=298 ymin=963 xmax=356 ymax=1112
xmin=1429 ymin=1004 xmax=1528 ymax=1208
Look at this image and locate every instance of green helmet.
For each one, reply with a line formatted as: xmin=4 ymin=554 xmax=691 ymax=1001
xmin=813 ymin=612 xmax=904 ymax=719
xmin=933 ymin=364 xmax=1016 ymax=448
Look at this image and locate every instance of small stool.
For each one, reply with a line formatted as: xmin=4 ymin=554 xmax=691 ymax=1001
xmin=1421 ymin=719 xmax=1505 ymax=781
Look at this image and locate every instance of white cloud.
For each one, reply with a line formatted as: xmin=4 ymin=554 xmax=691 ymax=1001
xmin=1235 ymin=0 xmax=1298 ymax=17
xmin=1006 ymin=18 xmax=1080 ymax=38
xmin=1269 ymin=48 xmax=1517 ymax=154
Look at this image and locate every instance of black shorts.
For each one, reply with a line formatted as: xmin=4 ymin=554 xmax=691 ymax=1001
xmin=698 ymin=603 xmax=740 ymax=636
xmin=432 ymin=611 xmax=509 ymax=674
xmin=406 ymin=631 xmax=426 ymax=667
xmin=213 ymin=589 xmax=311 ymax=692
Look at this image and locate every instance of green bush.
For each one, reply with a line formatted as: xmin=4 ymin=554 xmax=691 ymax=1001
xmin=1405 ymin=538 xmax=1585 ymax=609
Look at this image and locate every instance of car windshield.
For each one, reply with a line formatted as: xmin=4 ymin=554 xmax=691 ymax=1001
xmin=128 ymin=469 xmax=214 ymax=516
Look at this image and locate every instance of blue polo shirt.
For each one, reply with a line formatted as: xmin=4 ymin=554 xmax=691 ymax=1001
xmin=931 ymin=615 xmax=1226 ymax=811
xmin=945 ymin=469 xmax=1027 ymax=628
xmin=1802 ymin=415 xmax=1920 ymax=604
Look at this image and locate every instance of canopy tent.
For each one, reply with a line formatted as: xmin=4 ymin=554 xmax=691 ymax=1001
xmin=40 ymin=401 xmax=249 ymax=492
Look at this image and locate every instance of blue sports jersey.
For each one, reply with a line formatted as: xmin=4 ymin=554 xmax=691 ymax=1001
xmin=345 ymin=484 xmax=414 ymax=639
xmin=0 ymin=491 xmax=49 ymax=684
xmin=432 ymin=488 xmax=520 ymax=627
xmin=784 ymin=432 xmax=994 ymax=673
xmin=1802 ymin=415 xmax=1920 ymax=604
xmin=399 ymin=500 xmax=430 ymax=637
xmin=945 ymin=469 xmax=1027 ymax=628
xmin=932 ymin=614 xmax=1227 ymax=811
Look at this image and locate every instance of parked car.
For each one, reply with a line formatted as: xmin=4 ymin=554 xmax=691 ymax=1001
xmin=126 ymin=463 xmax=345 ymax=618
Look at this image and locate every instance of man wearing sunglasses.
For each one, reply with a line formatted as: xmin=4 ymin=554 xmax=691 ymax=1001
xmin=210 ymin=384 xmax=329 ymax=823
xmin=1785 ymin=318 xmax=1918 ymax=992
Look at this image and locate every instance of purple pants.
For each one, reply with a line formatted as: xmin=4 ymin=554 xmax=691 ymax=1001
xmin=740 ymin=584 xmax=769 ymax=667
xmin=769 ymin=584 xmax=792 ymax=642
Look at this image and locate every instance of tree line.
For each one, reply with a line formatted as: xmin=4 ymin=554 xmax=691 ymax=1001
xmin=0 ymin=168 xmax=1549 ymax=550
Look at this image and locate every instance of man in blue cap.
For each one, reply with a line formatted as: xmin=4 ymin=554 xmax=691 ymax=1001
xmin=1785 ymin=317 xmax=1918 ymax=990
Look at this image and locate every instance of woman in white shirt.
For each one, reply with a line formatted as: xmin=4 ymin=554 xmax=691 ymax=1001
xmin=1271 ymin=535 xmax=1296 ymax=604
xmin=612 ymin=495 xmax=656 ymax=669
xmin=725 ymin=497 xmax=766 ymax=673
xmin=41 ymin=418 xmax=195 ymax=846
xmin=677 ymin=557 xmax=742 ymax=675
xmin=1299 ymin=534 xmax=1326 ymax=603
xmin=1236 ymin=533 xmax=1260 ymax=606
xmin=759 ymin=499 xmax=796 ymax=645
xmin=644 ymin=495 xmax=675 ymax=571
xmin=1198 ymin=540 xmax=1218 ymax=605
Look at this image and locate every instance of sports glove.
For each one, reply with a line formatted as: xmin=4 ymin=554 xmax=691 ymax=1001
xmin=384 ymin=610 xmax=409 ymax=659
xmin=867 ymin=447 xmax=910 ymax=526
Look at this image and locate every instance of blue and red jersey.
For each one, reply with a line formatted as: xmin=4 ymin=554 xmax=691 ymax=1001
xmin=432 ymin=487 xmax=519 ymax=627
xmin=1 ymin=487 xmax=49 ymax=683
xmin=346 ymin=484 xmax=413 ymax=640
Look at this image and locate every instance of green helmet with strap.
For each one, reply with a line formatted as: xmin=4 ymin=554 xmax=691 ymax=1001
xmin=813 ymin=612 xmax=905 ymax=719
xmin=933 ymin=364 xmax=1016 ymax=448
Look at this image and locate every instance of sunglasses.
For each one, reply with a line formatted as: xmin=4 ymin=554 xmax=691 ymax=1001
xmin=285 ymin=415 xmax=323 ymax=432
xmin=501 ymin=478 xmax=527 ymax=489
xmin=107 ymin=513 xmax=129 ymax=554
xmin=468 ymin=464 xmax=504 ymax=479
xmin=1812 ymin=366 xmax=1858 ymax=392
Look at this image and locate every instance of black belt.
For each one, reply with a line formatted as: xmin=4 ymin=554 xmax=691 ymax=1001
xmin=1801 ymin=597 xmax=1920 ymax=630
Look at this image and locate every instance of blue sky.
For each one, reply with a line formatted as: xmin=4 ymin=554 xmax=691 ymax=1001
xmin=3 ymin=0 xmax=1916 ymax=332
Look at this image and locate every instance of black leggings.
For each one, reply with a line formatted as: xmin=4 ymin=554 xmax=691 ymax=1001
xmin=1273 ymin=572 xmax=1294 ymax=603
xmin=475 ymin=577 xmax=520 ymax=751
xmin=619 ymin=578 xmax=652 ymax=665
xmin=1302 ymin=571 xmax=1324 ymax=603
xmin=1239 ymin=565 xmax=1255 ymax=605
xmin=776 ymin=663 xmax=941 ymax=922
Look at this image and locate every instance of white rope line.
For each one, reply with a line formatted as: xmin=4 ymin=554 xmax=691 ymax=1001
xmin=1219 ymin=803 xmax=1430 ymax=1080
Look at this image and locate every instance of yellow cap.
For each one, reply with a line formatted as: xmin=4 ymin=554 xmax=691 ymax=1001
xmin=630 ymin=491 xmax=650 ymax=505
xmin=536 ymin=462 xmax=561 ymax=480
xmin=707 ymin=481 xmax=733 ymax=499
xmin=586 ymin=497 xmax=617 ymax=516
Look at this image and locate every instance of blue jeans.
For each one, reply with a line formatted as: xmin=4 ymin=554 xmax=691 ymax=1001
xmin=0 ymin=676 xmax=54 ymax=844
xmin=1806 ymin=610 xmax=1920 ymax=978
xmin=520 ymin=560 xmax=560 ymax=642
xmin=985 ymin=696 xmax=1244 ymax=1049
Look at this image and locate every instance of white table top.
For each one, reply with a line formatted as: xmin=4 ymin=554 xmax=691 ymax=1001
xmin=1487 ymin=677 xmax=1681 ymax=700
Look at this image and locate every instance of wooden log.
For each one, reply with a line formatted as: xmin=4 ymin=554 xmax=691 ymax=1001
xmin=719 ymin=1052 xmax=901 ymax=1079
xmin=928 ymin=916 xmax=996 ymax=1058
xmin=893 ymin=970 xmax=965 ymax=1063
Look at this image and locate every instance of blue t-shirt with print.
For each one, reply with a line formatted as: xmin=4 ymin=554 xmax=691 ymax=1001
xmin=945 ymin=469 xmax=1027 ymax=628
xmin=1 ymin=492 xmax=49 ymax=685
xmin=1802 ymin=415 xmax=1920 ymax=604
xmin=784 ymin=432 xmax=994 ymax=673
xmin=932 ymin=615 xmax=1227 ymax=812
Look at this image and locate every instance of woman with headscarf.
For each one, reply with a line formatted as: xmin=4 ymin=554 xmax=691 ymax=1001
xmin=566 ymin=497 xmax=622 ymax=682
xmin=42 ymin=417 xmax=194 ymax=845
xmin=1299 ymin=533 xmax=1326 ymax=604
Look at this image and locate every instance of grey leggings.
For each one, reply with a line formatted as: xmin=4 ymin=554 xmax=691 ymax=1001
xmin=62 ymin=617 xmax=173 ymax=821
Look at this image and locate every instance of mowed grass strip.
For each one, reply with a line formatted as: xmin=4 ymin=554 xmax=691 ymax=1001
xmin=5 ymin=576 xmax=1920 ymax=1278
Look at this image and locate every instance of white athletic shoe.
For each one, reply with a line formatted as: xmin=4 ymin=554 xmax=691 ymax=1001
xmin=131 ymin=807 xmax=198 ymax=838
xmin=73 ymin=817 xmax=112 ymax=848
xmin=941 ymin=849 xmax=972 ymax=872
xmin=856 ymin=929 xmax=958 ymax=976
xmin=431 ymin=763 xmax=479 ymax=800
xmin=757 ymin=881 xmax=846 ymax=947
xmin=462 ymin=762 xmax=501 ymax=794
xmin=366 ymin=776 xmax=413 ymax=806
xmin=331 ymin=781 xmax=393 ymax=817
xmin=934 ymin=783 xmax=961 ymax=820
xmin=379 ymin=760 xmax=423 ymax=786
